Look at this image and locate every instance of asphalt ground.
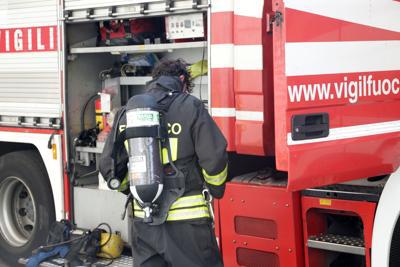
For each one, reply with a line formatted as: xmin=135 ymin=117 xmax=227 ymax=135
xmin=0 ymin=258 xmax=23 ymax=267
xmin=0 ymin=259 xmax=10 ymax=267
xmin=0 ymin=257 xmax=23 ymax=267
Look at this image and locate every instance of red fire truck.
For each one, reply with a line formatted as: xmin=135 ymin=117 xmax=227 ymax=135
xmin=0 ymin=0 xmax=399 ymax=266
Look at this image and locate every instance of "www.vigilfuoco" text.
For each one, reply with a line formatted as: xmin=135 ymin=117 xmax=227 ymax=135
xmin=288 ymin=75 xmax=400 ymax=104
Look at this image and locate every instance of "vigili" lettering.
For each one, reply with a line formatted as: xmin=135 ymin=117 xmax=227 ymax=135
xmin=0 ymin=26 xmax=57 ymax=53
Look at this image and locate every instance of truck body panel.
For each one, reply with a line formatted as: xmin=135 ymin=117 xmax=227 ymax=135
xmin=273 ymin=0 xmax=400 ymax=190
xmin=210 ymin=0 xmax=275 ymax=156
xmin=0 ymin=0 xmax=399 ymax=266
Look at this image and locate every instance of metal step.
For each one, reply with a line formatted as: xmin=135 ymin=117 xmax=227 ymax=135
xmin=308 ymin=234 xmax=365 ymax=255
xmin=19 ymin=255 xmax=133 ymax=267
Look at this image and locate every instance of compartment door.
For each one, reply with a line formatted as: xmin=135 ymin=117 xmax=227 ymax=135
xmin=273 ymin=0 xmax=400 ymax=191
xmin=0 ymin=0 xmax=63 ymax=128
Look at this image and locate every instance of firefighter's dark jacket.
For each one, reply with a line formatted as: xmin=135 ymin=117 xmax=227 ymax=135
xmin=99 ymin=76 xmax=228 ymax=203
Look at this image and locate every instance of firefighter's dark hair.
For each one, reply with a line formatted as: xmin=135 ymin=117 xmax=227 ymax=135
xmin=151 ymin=59 xmax=194 ymax=93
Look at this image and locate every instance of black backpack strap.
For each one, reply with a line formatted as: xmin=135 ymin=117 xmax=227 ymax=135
xmin=110 ymin=107 xmax=126 ymax=182
xmin=164 ymin=175 xmax=185 ymax=189
xmin=155 ymin=91 xmax=186 ymax=190
xmin=162 ymin=136 xmax=186 ymax=190
xmin=156 ymin=90 xmax=181 ymax=112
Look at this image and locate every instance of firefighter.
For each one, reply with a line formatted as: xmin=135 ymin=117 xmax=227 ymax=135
xmin=99 ymin=59 xmax=227 ymax=267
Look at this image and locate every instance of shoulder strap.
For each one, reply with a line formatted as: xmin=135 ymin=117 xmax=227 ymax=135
xmin=156 ymin=92 xmax=186 ymax=188
xmin=110 ymin=107 xmax=126 ymax=182
xmin=156 ymin=91 xmax=181 ymax=113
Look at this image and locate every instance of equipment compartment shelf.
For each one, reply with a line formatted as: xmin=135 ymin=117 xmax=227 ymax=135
xmin=119 ymin=76 xmax=153 ymax=85
xmin=70 ymin=41 xmax=207 ymax=54
xmin=119 ymin=76 xmax=207 ymax=86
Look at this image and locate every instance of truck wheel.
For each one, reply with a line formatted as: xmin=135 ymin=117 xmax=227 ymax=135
xmin=390 ymin=216 xmax=400 ymax=266
xmin=0 ymin=150 xmax=55 ymax=266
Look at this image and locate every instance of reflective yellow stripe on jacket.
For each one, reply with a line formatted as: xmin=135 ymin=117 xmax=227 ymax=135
xmin=133 ymin=194 xmax=210 ymax=221
xmin=162 ymin=138 xmax=178 ymax=164
xmin=202 ymin=164 xmax=228 ymax=186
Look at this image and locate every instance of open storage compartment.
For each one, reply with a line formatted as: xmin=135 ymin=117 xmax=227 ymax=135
xmin=65 ymin=1 xmax=210 ymax=185
xmin=62 ymin=3 xmax=211 ymax=237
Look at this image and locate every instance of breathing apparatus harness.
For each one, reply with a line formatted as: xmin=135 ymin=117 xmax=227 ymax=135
xmin=107 ymin=86 xmax=186 ymax=224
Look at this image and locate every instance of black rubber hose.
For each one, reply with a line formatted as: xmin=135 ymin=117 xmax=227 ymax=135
xmin=80 ymin=94 xmax=100 ymax=132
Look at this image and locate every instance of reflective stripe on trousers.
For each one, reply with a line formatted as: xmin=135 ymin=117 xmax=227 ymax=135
xmin=133 ymin=194 xmax=210 ymax=221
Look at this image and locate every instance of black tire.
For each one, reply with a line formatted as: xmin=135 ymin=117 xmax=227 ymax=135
xmin=390 ymin=216 xmax=400 ymax=267
xmin=0 ymin=150 xmax=56 ymax=266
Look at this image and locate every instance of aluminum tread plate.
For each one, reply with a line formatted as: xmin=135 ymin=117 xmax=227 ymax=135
xmin=308 ymin=234 xmax=365 ymax=256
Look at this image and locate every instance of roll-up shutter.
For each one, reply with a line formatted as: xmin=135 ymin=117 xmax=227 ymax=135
xmin=64 ymin=0 xmax=208 ymax=22
xmin=0 ymin=0 xmax=62 ymax=128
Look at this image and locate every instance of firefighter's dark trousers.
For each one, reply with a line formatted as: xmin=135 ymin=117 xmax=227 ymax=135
xmin=129 ymin=218 xmax=223 ymax=267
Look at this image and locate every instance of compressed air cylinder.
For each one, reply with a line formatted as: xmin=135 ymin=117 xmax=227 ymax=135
xmin=125 ymin=95 xmax=164 ymax=207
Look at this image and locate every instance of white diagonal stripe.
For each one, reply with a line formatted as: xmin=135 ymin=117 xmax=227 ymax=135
xmin=211 ymin=44 xmax=234 ymax=68
xmin=288 ymin=120 xmax=400 ymax=145
xmin=234 ymin=0 xmax=264 ymax=18
xmin=236 ymin=111 xmax=264 ymax=122
xmin=211 ymin=108 xmax=236 ymax=117
xmin=234 ymin=45 xmax=263 ymax=70
xmin=286 ymin=41 xmax=400 ymax=76
xmin=211 ymin=0 xmax=234 ymax=13
xmin=285 ymin=0 xmax=400 ymax=33
xmin=211 ymin=108 xmax=264 ymax=122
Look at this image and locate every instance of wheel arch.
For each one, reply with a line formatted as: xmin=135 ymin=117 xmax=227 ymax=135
xmin=0 ymin=141 xmax=39 ymax=157
xmin=0 ymin=131 xmax=65 ymax=221
xmin=372 ymin=167 xmax=400 ymax=267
